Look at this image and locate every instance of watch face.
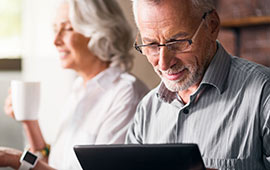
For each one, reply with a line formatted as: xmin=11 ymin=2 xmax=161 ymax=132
xmin=24 ymin=152 xmax=38 ymax=165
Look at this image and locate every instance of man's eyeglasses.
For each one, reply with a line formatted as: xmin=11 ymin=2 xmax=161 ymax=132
xmin=134 ymin=10 xmax=214 ymax=57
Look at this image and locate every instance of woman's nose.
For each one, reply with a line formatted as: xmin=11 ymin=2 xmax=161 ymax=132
xmin=53 ymin=30 xmax=63 ymax=46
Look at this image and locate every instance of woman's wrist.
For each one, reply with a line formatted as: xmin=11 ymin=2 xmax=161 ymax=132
xmin=22 ymin=120 xmax=38 ymax=126
xmin=22 ymin=120 xmax=47 ymax=151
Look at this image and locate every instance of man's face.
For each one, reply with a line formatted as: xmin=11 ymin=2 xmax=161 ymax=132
xmin=137 ymin=0 xmax=215 ymax=92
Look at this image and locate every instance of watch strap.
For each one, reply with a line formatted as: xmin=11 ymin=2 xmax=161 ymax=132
xmin=18 ymin=161 xmax=32 ymax=170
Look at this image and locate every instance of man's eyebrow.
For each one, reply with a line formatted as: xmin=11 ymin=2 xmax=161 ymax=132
xmin=141 ymin=32 xmax=189 ymax=44
xmin=142 ymin=37 xmax=158 ymax=44
xmin=169 ymin=32 xmax=189 ymax=40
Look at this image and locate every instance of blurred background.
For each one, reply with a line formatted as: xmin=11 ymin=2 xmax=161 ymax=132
xmin=0 ymin=0 xmax=269 ymax=169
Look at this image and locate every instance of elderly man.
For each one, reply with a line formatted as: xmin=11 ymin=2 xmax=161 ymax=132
xmin=126 ymin=0 xmax=270 ymax=169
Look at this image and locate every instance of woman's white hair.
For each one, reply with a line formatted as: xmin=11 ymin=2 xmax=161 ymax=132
xmin=132 ymin=0 xmax=216 ymax=26
xmin=66 ymin=0 xmax=134 ymax=71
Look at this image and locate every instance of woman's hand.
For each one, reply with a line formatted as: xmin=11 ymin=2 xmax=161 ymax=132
xmin=4 ymin=89 xmax=15 ymax=119
xmin=0 ymin=147 xmax=21 ymax=169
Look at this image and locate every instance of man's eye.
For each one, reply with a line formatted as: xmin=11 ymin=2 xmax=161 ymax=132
xmin=146 ymin=42 xmax=158 ymax=46
xmin=147 ymin=45 xmax=159 ymax=50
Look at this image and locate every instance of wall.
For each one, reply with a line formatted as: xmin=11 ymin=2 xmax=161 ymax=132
xmin=217 ymin=0 xmax=270 ymax=67
xmin=116 ymin=0 xmax=160 ymax=88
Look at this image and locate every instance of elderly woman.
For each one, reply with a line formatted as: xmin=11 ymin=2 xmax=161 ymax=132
xmin=1 ymin=0 xmax=148 ymax=169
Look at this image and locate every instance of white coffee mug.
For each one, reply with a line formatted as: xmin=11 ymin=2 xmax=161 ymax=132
xmin=11 ymin=80 xmax=40 ymax=121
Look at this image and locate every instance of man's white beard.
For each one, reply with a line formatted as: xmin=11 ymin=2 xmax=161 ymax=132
xmin=154 ymin=54 xmax=212 ymax=92
xmin=159 ymin=69 xmax=201 ymax=92
xmin=155 ymin=65 xmax=202 ymax=92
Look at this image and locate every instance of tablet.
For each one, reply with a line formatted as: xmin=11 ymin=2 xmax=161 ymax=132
xmin=74 ymin=143 xmax=206 ymax=170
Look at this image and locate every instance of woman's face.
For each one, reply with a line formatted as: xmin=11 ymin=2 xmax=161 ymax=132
xmin=53 ymin=2 xmax=94 ymax=70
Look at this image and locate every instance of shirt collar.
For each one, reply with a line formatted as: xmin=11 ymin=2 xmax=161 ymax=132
xmin=200 ymin=42 xmax=231 ymax=94
xmin=156 ymin=42 xmax=231 ymax=103
xmin=73 ymin=66 xmax=123 ymax=92
xmin=95 ymin=66 xmax=123 ymax=90
xmin=156 ymin=82 xmax=178 ymax=103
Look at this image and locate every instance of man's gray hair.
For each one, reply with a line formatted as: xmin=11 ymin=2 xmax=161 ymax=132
xmin=132 ymin=0 xmax=216 ymax=25
xmin=67 ymin=0 xmax=134 ymax=71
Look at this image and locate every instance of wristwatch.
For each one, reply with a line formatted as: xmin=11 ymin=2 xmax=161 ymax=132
xmin=19 ymin=150 xmax=38 ymax=170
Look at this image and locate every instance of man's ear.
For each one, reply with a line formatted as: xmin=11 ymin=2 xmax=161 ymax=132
xmin=208 ymin=10 xmax=220 ymax=39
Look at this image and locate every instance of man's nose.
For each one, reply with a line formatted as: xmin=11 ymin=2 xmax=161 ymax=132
xmin=158 ymin=46 xmax=174 ymax=71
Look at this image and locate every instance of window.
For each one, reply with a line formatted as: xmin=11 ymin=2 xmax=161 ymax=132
xmin=0 ymin=0 xmax=22 ymax=70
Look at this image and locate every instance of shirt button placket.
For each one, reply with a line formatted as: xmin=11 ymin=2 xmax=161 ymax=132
xmin=182 ymin=108 xmax=189 ymax=114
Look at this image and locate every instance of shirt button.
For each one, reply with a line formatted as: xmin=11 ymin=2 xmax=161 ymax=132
xmin=183 ymin=108 xmax=189 ymax=114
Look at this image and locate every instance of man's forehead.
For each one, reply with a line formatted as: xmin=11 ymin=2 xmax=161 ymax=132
xmin=137 ymin=0 xmax=194 ymax=24
xmin=137 ymin=0 xmax=198 ymax=40
xmin=137 ymin=0 xmax=192 ymax=13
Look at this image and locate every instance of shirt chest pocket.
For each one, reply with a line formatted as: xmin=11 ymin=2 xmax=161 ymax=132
xmin=203 ymin=158 xmax=246 ymax=170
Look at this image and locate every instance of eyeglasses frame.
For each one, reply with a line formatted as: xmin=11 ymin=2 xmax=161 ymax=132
xmin=134 ymin=10 xmax=214 ymax=55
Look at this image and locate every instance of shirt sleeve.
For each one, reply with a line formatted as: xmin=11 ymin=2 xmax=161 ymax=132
xmin=262 ymin=117 xmax=270 ymax=169
xmin=261 ymin=82 xmax=270 ymax=169
xmin=94 ymin=83 xmax=144 ymax=144
xmin=125 ymin=102 xmax=144 ymax=144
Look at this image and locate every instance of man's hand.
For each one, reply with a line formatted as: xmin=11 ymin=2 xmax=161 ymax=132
xmin=0 ymin=147 xmax=22 ymax=169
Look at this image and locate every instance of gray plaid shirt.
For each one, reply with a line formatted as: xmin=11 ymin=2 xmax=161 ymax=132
xmin=126 ymin=43 xmax=270 ymax=170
